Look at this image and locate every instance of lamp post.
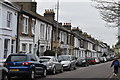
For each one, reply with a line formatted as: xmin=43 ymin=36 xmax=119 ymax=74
xmin=55 ymin=0 xmax=59 ymax=57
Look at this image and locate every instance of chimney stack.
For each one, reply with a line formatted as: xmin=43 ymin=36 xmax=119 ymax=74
xmin=10 ymin=0 xmax=37 ymax=13
xmin=72 ymin=27 xmax=82 ymax=35
xmin=44 ymin=9 xmax=55 ymax=22
xmin=63 ymin=23 xmax=72 ymax=30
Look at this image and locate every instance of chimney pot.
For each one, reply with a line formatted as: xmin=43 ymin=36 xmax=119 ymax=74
xmin=44 ymin=9 xmax=55 ymax=21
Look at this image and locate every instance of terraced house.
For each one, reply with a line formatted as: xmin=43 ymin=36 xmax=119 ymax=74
xmin=0 ymin=0 xmax=113 ymax=59
xmin=12 ymin=1 xmax=53 ymax=56
xmin=0 ymin=0 xmax=18 ymax=60
xmin=43 ymin=9 xmax=74 ymax=56
xmin=12 ymin=2 xmax=37 ymax=54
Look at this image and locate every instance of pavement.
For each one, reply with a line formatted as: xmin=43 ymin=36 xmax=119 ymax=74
xmin=108 ymin=68 xmax=120 ymax=80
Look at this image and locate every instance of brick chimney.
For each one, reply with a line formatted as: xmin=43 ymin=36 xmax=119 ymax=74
xmin=44 ymin=9 xmax=55 ymax=22
xmin=10 ymin=0 xmax=37 ymax=13
xmin=63 ymin=23 xmax=72 ymax=30
xmin=72 ymin=27 xmax=82 ymax=34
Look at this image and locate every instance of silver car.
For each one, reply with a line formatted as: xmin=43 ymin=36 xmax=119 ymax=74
xmin=39 ymin=56 xmax=63 ymax=74
xmin=58 ymin=55 xmax=77 ymax=70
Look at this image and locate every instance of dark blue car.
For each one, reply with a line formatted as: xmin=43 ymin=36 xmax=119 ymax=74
xmin=4 ymin=53 xmax=47 ymax=79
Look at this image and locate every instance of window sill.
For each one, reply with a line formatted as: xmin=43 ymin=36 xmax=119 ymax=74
xmin=0 ymin=27 xmax=12 ymax=31
xmin=22 ymin=33 xmax=28 ymax=36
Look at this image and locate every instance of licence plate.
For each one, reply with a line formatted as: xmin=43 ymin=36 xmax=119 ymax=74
xmin=10 ymin=69 xmax=19 ymax=71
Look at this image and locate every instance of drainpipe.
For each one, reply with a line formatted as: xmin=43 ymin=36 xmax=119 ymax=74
xmin=16 ymin=12 xmax=20 ymax=53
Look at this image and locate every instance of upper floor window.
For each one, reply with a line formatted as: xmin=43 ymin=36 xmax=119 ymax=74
xmin=46 ymin=26 xmax=50 ymax=40
xmin=80 ymin=40 xmax=84 ymax=48
xmin=22 ymin=15 xmax=29 ymax=34
xmin=7 ymin=12 xmax=12 ymax=28
xmin=32 ymin=19 xmax=35 ymax=34
xmin=40 ymin=24 xmax=45 ymax=39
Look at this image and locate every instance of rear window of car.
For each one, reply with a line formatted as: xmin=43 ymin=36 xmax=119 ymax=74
xmin=58 ymin=56 xmax=70 ymax=61
xmin=78 ymin=57 xmax=84 ymax=60
xmin=6 ymin=55 xmax=27 ymax=62
xmin=40 ymin=57 xmax=50 ymax=62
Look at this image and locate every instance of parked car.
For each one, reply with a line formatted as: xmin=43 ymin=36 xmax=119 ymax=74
xmin=103 ymin=57 xmax=107 ymax=62
xmin=98 ymin=57 xmax=104 ymax=63
xmin=58 ymin=55 xmax=77 ymax=70
xmin=94 ymin=57 xmax=100 ymax=64
xmin=76 ymin=57 xmax=89 ymax=67
xmin=4 ymin=53 xmax=47 ymax=80
xmin=106 ymin=56 xmax=111 ymax=61
xmin=87 ymin=57 xmax=96 ymax=65
xmin=0 ymin=62 xmax=8 ymax=80
xmin=39 ymin=56 xmax=63 ymax=74
xmin=0 ymin=59 xmax=6 ymax=63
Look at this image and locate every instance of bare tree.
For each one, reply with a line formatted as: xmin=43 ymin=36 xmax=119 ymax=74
xmin=92 ymin=0 xmax=120 ymax=27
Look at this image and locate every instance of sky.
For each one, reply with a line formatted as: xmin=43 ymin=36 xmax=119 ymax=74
xmin=35 ymin=0 xmax=118 ymax=47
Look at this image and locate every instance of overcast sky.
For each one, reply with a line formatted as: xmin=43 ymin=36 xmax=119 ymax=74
xmin=35 ymin=0 xmax=118 ymax=47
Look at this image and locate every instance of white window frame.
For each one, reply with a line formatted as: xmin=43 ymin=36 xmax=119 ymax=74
xmin=7 ymin=11 xmax=12 ymax=28
xmin=32 ymin=19 xmax=35 ymax=35
xmin=22 ymin=15 xmax=29 ymax=34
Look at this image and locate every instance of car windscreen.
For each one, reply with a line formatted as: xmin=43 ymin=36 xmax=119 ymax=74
xmin=6 ymin=55 xmax=27 ymax=62
xmin=39 ymin=57 xmax=50 ymax=62
xmin=58 ymin=56 xmax=70 ymax=61
xmin=77 ymin=58 xmax=85 ymax=61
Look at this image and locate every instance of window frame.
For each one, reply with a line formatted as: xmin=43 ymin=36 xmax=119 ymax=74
xmin=22 ymin=15 xmax=29 ymax=34
xmin=31 ymin=19 xmax=35 ymax=35
xmin=22 ymin=43 xmax=27 ymax=53
xmin=4 ymin=39 xmax=9 ymax=58
xmin=7 ymin=11 xmax=12 ymax=28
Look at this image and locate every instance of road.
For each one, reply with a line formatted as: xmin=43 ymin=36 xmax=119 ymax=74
xmin=42 ymin=61 xmax=112 ymax=78
xmin=11 ymin=61 xmax=115 ymax=80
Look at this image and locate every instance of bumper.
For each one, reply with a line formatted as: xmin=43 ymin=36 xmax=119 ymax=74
xmin=76 ymin=62 xmax=85 ymax=66
xmin=63 ymin=65 xmax=70 ymax=70
xmin=7 ymin=66 xmax=30 ymax=76
xmin=8 ymin=71 xmax=30 ymax=76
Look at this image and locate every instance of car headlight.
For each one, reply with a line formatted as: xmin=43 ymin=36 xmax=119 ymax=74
xmin=63 ymin=63 xmax=70 ymax=66
xmin=49 ymin=66 xmax=52 ymax=68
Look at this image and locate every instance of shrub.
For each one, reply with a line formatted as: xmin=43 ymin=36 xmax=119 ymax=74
xmin=44 ymin=50 xmax=55 ymax=56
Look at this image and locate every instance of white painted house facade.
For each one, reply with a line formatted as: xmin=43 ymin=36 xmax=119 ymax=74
xmin=0 ymin=1 xmax=18 ymax=60
xmin=59 ymin=31 xmax=69 ymax=55
xmin=19 ymin=14 xmax=35 ymax=54
xmin=35 ymin=19 xmax=52 ymax=56
xmin=74 ymin=36 xmax=80 ymax=57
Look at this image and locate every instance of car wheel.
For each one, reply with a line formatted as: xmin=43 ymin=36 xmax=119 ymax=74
xmin=52 ymin=67 xmax=56 ymax=75
xmin=60 ymin=66 xmax=63 ymax=73
xmin=74 ymin=66 xmax=76 ymax=70
xmin=68 ymin=65 xmax=72 ymax=71
xmin=84 ymin=63 xmax=88 ymax=67
xmin=29 ymin=70 xmax=35 ymax=80
xmin=42 ymin=69 xmax=47 ymax=77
